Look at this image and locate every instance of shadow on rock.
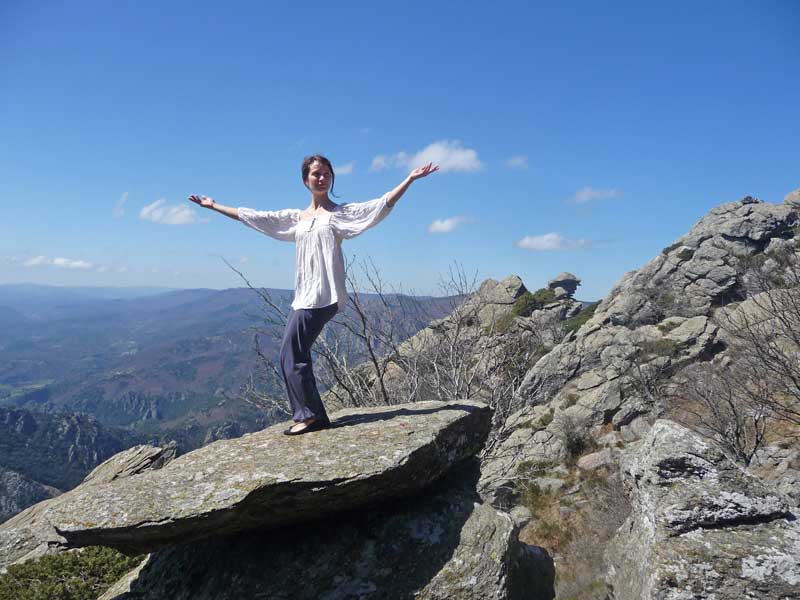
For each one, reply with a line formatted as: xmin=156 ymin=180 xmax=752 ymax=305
xmin=104 ymin=461 xmax=553 ymax=600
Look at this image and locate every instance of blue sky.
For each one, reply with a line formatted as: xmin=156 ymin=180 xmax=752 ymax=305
xmin=2 ymin=0 xmax=798 ymax=300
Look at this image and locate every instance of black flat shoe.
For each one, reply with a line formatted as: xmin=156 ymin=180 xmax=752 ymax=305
xmin=283 ymin=419 xmax=330 ymax=436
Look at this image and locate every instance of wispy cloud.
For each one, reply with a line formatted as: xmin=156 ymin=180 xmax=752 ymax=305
xmin=16 ymin=254 xmax=127 ymax=273
xmin=335 ymin=161 xmax=355 ymax=175
xmin=505 ymin=155 xmax=529 ymax=170
xmin=21 ymin=255 xmax=94 ymax=269
xmin=371 ymin=140 xmax=482 ymax=173
xmin=516 ymin=233 xmax=591 ymax=251
xmin=52 ymin=257 xmax=93 ymax=269
xmin=22 ymin=256 xmax=49 ymax=267
xmin=570 ymin=186 xmax=622 ymax=204
xmin=113 ymin=192 xmax=129 ymax=218
xmin=140 ymin=199 xmax=198 ymax=225
xmin=427 ymin=215 xmax=473 ymax=234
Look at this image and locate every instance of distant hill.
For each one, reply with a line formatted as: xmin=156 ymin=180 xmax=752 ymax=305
xmin=0 ymin=406 xmax=136 ymax=492
xmin=1 ymin=285 xmax=454 ymax=448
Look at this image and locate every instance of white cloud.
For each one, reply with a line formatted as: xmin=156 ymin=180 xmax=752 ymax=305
xmin=571 ymin=186 xmax=622 ymax=204
xmin=516 ymin=233 xmax=591 ymax=251
xmin=335 ymin=161 xmax=355 ymax=175
xmin=427 ymin=215 xmax=472 ymax=234
xmin=96 ymin=265 xmax=109 ymax=273
xmin=505 ymin=155 xmax=529 ymax=170
xmin=370 ymin=154 xmax=391 ymax=171
xmin=53 ymin=257 xmax=93 ymax=269
xmin=115 ymin=266 xmax=128 ymax=273
xmin=140 ymin=199 xmax=198 ymax=225
xmin=113 ymin=192 xmax=129 ymax=218
xmin=23 ymin=256 xmax=49 ymax=267
xmin=371 ymin=140 xmax=482 ymax=173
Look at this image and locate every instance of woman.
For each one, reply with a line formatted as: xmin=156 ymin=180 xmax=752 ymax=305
xmin=188 ymin=155 xmax=439 ymax=435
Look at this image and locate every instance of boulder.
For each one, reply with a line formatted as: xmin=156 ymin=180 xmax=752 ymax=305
xmin=547 ymin=272 xmax=581 ymax=298
xmin=100 ymin=464 xmax=554 ymax=600
xmin=606 ymin=420 xmax=799 ymax=600
xmin=25 ymin=401 xmax=489 ymax=556
xmin=81 ymin=442 xmax=177 ymax=485
xmin=785 ymin=188 xmax=800 ymax=208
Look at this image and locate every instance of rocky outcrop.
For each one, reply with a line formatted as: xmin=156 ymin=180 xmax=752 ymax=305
xmin=0 ymin=443 xmax=178 ymax=571
xmin=606 ymin=420 xmax=799 ymax=599
xmin=547 ymin=272 xmax=581 ymax=299
xmin=81 ymin=442 xmax=177 ymax=485
xmin=483 ymin=198 xmax=798 ymax=488
xmin=598 ymin=197 xmax=797 ymax=326
xmin=477 ymin=198 xmax=800 ymax=598
xmin=5 ymin=401 xmax=489 ymax=558
xmin=100 ymin=464 xmax=553 ymax=600
xmin=785 ymin=187 xmax=800 ymax=208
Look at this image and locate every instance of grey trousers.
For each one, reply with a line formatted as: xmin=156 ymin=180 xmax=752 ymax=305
xmin=279 ymin=303 xmax=338 ymax=423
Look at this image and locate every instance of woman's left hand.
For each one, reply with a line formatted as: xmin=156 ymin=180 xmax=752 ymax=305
xmin=409 ymin=162 xmax=440 ymax=181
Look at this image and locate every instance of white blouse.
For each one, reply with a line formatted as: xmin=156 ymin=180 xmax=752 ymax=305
xmin=238 ymin=193 xmax=393 ymax=311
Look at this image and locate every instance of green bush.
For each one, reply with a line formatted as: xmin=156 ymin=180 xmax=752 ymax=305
xmin=561 ymin=302 xmax=599 ymax=334
xmin=0 ymin=547 xmax=142 ymax=600
xmin=512 ymin=288 xmax=557 ymax=318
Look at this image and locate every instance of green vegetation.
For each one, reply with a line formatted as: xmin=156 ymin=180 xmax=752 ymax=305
xmin=513 ymin=288 xmax=557 ymax=317
xmin=561 ymin=303 xmax=599 ymax=334
xmin=0 ymin=547 xmax=142 ymax=600
xmin=661 ymin=241 xmax=682 ymax=255
xmin=491 ymin=288 xmax=561 ymax=333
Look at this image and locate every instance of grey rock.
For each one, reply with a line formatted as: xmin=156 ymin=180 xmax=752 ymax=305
xmin=619 ymin=416 xmax=651 ymax=442
xmin=100 ymin=466 xmax=553 ymax=600
xmin=750 ymin=445 xmax=800 ymax=505
xmin=547 ymin=272 xmax=581 ymax=298
xmin=577 ymin=449 xmax=614 ymax=471
xmin=81 ymin=442 xmax=177 ymax=485
xmin=606 ymin=420 xmax=799 ymax=599
xmin=33 ymin=401 xmax=490 ymax=555
xmin=785 ymin=188 xmax=800 ymax=208
xmin=552 ymin=286 xmax=569 ymax=299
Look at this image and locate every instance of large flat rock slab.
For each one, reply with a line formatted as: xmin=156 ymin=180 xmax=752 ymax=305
xmin=39 ymin=401 xmax=490 ymax=555
xmin=100 ymin=464 xmax=553 ymax=600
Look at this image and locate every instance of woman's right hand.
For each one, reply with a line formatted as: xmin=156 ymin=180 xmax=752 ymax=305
xmin=188 ymin=194 xmax=215 ymax=208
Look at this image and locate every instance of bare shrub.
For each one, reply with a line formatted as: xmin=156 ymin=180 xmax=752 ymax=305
xmin=669 ymin=361 xmax=771 ymax=466
xmin=718 ymin=249 xmax=800 ymax=427
xmin=551 ymin=413 xmax=595 ymax=463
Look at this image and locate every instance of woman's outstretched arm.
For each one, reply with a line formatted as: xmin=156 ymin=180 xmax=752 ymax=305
xmin=188 ymin=195 xmax=240 ymax=221
xmin=384 ymin=162 xmax=439 ymax=208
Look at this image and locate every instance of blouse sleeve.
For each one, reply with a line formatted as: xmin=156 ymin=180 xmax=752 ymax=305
xmin=237 ymin=207 xmax=298 ymax=242
xmin=334 ymin=193 xmax=394 ymax=240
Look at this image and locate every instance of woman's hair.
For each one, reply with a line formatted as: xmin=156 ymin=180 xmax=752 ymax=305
xmin=301 ymin=154 xmax=338 ymax=197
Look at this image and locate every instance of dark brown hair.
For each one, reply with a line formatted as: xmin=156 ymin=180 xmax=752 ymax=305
xmin=301 ymin=154 xmax=338 ymax=197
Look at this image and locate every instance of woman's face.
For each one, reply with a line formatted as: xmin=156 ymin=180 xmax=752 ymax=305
xmin=306 ymin=161 xmax=332 ymax=194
